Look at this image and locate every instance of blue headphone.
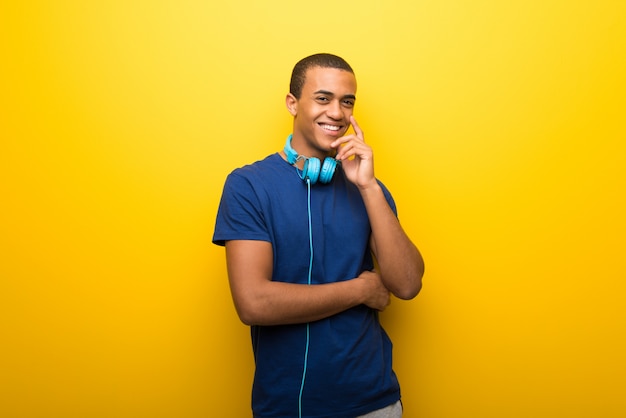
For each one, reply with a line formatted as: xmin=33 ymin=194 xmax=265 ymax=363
xmin=284 ymin=134 xmax=338 ymax=185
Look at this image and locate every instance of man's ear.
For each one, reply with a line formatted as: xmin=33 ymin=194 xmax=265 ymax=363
xmin=285 ymin=93 xmax=298 ymax=116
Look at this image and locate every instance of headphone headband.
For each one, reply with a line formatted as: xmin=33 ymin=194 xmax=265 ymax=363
xmin=284 ymin=134 xmax=299 ymax=164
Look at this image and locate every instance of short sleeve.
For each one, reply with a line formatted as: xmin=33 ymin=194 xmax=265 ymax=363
xmin=212 ymin=171 xmax=272 ymax=246
xmin=378 ymin=179 xmax=398 ymax=217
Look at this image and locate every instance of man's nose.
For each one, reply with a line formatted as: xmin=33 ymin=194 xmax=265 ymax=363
xmin=326 ymin=100 xmax=343 ymax=119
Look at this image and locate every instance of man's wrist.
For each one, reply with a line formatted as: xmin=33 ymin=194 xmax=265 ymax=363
xmin=358 ymin=181 xmax=382 ymax=195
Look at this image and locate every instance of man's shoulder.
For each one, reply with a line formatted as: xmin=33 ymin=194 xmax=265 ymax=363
xmin=229 ymin=153 xmax=282 ymax=177
xmin=224 ymin=153 xmax=294 ymax=194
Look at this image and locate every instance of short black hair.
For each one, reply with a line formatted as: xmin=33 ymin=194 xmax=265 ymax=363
xmin=289 ymin=53 xmax=354 ymax=99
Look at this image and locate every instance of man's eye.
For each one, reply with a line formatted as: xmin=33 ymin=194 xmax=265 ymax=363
xmin=317 ymin=97 xmax=329 ymax=102
xmin=343 ymin=100 xmax=354 ymax=106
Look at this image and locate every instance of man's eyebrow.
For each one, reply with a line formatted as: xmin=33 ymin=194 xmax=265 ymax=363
xmin=314 ymin=90 xmax=356 ymax=100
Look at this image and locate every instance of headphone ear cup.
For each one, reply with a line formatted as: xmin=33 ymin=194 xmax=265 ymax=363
xmin=303 ymin=157 xmax=321 ymax=184
xmin=319 ymin=157 xmax=337 ymax=184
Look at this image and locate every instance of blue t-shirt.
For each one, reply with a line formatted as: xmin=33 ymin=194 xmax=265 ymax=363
xmin=213 ymin=153 xmax=401 ymax=418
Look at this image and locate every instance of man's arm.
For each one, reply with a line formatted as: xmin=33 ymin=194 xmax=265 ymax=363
xmin=363 ymin=185 xmax=424 ymax=299
xmin=225 ymin=240 xmax=390 ymax=326
xmin=333 ymin=116 xmax=425 ymax=299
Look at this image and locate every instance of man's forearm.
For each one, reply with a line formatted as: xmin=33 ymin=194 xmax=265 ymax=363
xmin=360 ymin=184 xmax=425 ymax=299
xmin=225 ymin=240 xmax=390 ymax=326
xmin=234 ymin=279 xmax=365 ymax=326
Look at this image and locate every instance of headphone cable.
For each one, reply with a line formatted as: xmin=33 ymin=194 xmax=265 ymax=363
xmin=298 ymin=178 xmax=313 ymax=418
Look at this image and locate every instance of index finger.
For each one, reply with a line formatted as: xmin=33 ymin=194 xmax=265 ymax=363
xmin=350 ymin=115 xmax=364 ymax=141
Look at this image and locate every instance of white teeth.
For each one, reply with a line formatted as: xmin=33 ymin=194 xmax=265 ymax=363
xmin=320 ymin=124 xmax=340 ymax=131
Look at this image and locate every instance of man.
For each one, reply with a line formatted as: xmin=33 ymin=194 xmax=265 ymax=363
xmin=213 ymin=53 xmax=424 ymax=418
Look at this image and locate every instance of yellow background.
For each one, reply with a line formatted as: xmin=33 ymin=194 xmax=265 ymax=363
xmin=1 ymin=1 xmax=625 ymax=417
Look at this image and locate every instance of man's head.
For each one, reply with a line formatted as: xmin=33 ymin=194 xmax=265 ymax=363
xmin=285 ymin=54 xmax=357 ymax=160
xmin=289 ymin=53 xmax=354 ymax=100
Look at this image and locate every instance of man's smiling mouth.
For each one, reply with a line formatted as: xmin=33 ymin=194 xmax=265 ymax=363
xmin=319 ymin=123 xmax=341 ymax=131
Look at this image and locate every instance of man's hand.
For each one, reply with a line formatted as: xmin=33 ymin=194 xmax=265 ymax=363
xmin=331 ymin=116 xmax=378 ymax=190
xmin=357 ymin=270 xmax=391 ymax=311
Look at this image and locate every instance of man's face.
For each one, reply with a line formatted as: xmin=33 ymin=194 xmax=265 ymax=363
xmin=287 ymin=66 xmax=357 ymax=158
